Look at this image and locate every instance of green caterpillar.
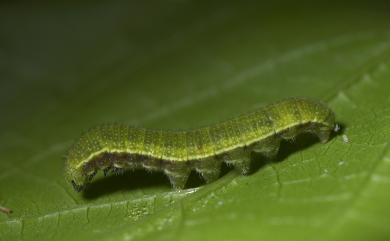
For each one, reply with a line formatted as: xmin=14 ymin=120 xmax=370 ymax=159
xmin=65 ymin=98 xmax=336 ymax=191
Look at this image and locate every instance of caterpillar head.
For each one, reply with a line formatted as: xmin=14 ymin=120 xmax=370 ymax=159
xmin=64 ymin=126 xmax=104 ymax=192
xmin=64 ymin=141 xmax=94 ymax=192
xmin=65 ymin=162 xmax=87 ymax=192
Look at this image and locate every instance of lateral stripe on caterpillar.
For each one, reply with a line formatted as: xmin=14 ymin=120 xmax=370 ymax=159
xmin=65 ymin=98 xmax=336 ymax=191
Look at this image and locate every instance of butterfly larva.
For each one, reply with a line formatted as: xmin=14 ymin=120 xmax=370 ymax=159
xmin=65 ymin=98 xmax=336 ymax=191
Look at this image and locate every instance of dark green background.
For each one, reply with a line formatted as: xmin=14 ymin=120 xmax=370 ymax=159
xmin=1 ymin=1 xmax=390 ymax=241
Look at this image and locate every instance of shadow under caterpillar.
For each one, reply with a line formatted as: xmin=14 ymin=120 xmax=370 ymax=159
xmin=65 ymin=98 xmax=336 ymax=191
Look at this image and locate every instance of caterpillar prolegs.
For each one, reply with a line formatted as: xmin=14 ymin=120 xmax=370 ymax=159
xmin=65 ymin=98 xmax=336 ymax=191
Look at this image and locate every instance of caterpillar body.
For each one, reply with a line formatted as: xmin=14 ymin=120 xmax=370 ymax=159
xmin=65 ymin=98 xmax=335 ymax=191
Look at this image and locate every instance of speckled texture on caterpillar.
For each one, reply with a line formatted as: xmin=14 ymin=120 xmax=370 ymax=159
xmin=65 ymin=98 xmax=335 ymax=191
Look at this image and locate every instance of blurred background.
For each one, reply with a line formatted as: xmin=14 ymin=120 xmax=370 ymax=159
xmin=1 ymin=1 xmax=390 ymax=241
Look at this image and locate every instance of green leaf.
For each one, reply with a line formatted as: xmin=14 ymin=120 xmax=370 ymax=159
xmin=1 ymin=1 xmax=390 ymax=241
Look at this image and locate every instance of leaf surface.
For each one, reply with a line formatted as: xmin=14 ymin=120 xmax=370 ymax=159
xmin=1 ymin=1 xmax=390 ymax=241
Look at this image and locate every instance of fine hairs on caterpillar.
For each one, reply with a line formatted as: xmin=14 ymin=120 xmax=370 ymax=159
xmin=65 ymin=98 xmax=336 ymax=191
